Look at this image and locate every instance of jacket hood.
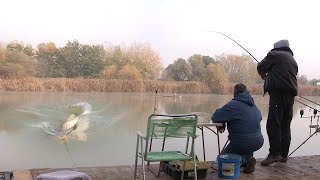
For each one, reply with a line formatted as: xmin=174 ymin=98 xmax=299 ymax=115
xmin=234 ymin=91 xmax=254 ymax=106
xmin=271 ymin=47 xmax=294 ymax=56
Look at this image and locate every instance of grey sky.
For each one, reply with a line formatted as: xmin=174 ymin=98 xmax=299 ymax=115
xmin=0 ymin=0 xmax=319 ymax=79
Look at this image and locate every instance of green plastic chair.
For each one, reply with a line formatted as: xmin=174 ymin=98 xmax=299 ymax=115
xmin=134 ymin=113 xmax=198 ymax=180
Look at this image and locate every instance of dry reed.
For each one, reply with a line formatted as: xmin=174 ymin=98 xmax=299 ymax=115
xmin=0 ymin=78 xmax=318 ymax=95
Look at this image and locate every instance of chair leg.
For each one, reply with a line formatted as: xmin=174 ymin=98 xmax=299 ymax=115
xmin=147 ymin=161 xmax=162 ymax=177
xmin=181 ymin=160 xmax=186 ymax=180
xmin=140 ymin=137 xmax=146 ymax=180
xmin=193 ymin=155 xmax=198 ymax=180
xmin=134 ymin=135 xmax=139 ymax=180
xmin=191 ymin=138 xmax=197 ymax=180
xmin=141 ymin=157 xmax=146 ymax=180
xmin=158 ymin=161 xmax=163 ymax=176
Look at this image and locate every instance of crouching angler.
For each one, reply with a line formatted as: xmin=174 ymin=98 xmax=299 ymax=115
xmin=211 ymin=83 xmax=264 ymax=174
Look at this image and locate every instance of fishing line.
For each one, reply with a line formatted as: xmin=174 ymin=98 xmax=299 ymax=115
xmin=60 ymin=114 xmax=80 ymax=167
xmin=210 ymin=30 xmax=320 ymax=157
xmin=209 ymin=30 xmax=319 ymax=107
xmin=63 ymin=139 xmax=77 ymax=167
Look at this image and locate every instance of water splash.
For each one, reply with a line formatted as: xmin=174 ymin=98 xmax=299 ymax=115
xmin=17 ymin=101 xmax=121 ymax=141
xmin=45 ymin=102 xmax=92 ymax=141
xmin=21 ymin=102 xmax=92 ymax=141
xmin=65 ymin=102 xmax=92 ymax=116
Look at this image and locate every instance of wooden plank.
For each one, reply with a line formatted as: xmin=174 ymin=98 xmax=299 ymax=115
xmin=288 ymin=156 xmax=320 ymax=175
xmin=252 ymin=165 xmax=277 ymax=180
xmin=254 ymin=165 xmax=283 ymax=180
xmin=272 ymin=163 xmax=304 ymax=176
xmin=13 ymin=170 xmax=33 ymax=180
xmin=26 ymin=155 xmax=320 ymax=180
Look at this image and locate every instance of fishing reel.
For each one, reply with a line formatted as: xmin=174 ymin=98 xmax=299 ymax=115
xmin=289 ymin=96 xmax=320 ymax=157
xmin=299 ymin=109 xmax=320 ymax=134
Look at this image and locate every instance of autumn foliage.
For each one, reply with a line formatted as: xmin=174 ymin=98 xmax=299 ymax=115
xmin=0 ymin=41 xmax=318 ymax=95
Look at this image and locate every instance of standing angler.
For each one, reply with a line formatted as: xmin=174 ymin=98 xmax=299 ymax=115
xmin=257 ymin=39 xmax=298 ymax=166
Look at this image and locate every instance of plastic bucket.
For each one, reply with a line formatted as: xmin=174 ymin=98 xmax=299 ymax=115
xmin=217 ymin=153 xmax=242 ymax=179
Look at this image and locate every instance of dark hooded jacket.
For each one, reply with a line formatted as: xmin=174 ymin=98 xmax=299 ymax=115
xmin=211 ymin=91 xmax=263 ymax=150
xmin=257 ymin=47 xmax=298 ymax=96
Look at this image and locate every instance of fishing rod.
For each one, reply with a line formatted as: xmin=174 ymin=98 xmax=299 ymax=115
xmin=295 ymin=99 xmax=320 ymax=112
xmin=299 ymin=96 xmax=320 ymax=107
xmin=209 ymin=31 xmax=259 ymax=63
xmin=147 ymin=86 xmax=158 ymax=159
xmin=287 ymin=98 xmax=320 ymax=156
xmin=153 ymin=86 xmax=159 ymax=114
xmin=288 ymin=127 xmax=320 ymax=157
xmin=209 ymin=31 xmax=320 ymax=108
xmin=211 ymin=31 xmax=320 ymax=157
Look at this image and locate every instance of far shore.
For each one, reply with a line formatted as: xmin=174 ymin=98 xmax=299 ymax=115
xmin=0 ymin=78 xmax=318 ymax=96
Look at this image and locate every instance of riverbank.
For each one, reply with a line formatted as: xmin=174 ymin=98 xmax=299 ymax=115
xmin=0 ymin=78 xmax=212 ymax=94
xmin=9 ymin=155 xmax=320 ymax=180
xmin=0 ymin=78 xmax=319 ymax=96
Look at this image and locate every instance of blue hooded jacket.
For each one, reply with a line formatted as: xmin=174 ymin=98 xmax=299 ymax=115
xmin=212 ymin=91 xmax=263 ymax=150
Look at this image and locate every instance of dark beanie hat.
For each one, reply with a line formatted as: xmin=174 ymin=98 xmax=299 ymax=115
xmin=274 ymin=39 xmax=290 ymax=48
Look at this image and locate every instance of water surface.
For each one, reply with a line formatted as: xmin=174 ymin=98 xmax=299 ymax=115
xmin=0 ymin=92 xmax=319 ymax=171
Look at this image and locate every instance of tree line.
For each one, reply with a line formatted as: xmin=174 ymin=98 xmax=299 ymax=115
xmin=0 ymin=40 xmax=162 ymax=80
xmin=162 ymin=54 xmax=265 ymax=93
xmin=0 ymin=40 xmax=317 ymax=93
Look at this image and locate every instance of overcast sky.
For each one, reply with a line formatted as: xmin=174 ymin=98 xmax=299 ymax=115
xmin=0 ymin=0 xmax=319 ymax=79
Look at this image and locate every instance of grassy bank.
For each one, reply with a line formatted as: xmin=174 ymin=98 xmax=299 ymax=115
xmin=0 ymin=78 xmax=318 ymax=95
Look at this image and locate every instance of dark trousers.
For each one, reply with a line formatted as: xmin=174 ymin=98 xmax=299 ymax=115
xmin=267 ymin=92 xmax=295 ymax=157
xmin=221 ymin=135 xmax=264 ymax=165
xmin=221 ymin=144 xmax=253 ymax=166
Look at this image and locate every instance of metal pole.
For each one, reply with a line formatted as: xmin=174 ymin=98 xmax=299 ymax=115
xmin=200 ymin=127 xmax=206 ymax=161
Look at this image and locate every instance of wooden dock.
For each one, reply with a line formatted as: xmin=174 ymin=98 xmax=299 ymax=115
xmin=10 ymin=155 xmax=320 ymax=179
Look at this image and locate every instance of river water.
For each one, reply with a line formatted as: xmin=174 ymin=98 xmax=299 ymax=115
xmin=0 ymin=91 xmax=319 ymax=171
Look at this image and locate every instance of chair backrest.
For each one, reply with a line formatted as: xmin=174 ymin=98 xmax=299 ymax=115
xmin=146 ymin=114 xmax=197 ymax=139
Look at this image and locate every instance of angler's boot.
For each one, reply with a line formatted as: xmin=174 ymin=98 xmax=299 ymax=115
xmin=244 ymin=157 xmax=256 ymax=174
xmin=279 ymin=156 xmax=288 ymax=162
xmin=261 ymin=154 xmax=281 ymax=166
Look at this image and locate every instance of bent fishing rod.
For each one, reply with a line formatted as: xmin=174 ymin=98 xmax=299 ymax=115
xmin=209 ymin=31 xmax=259 ymax=63
xmin=210 ymin=30 xmax=318 ymax=108
xmin=211 ymin=31 xmax=320 ymax=156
